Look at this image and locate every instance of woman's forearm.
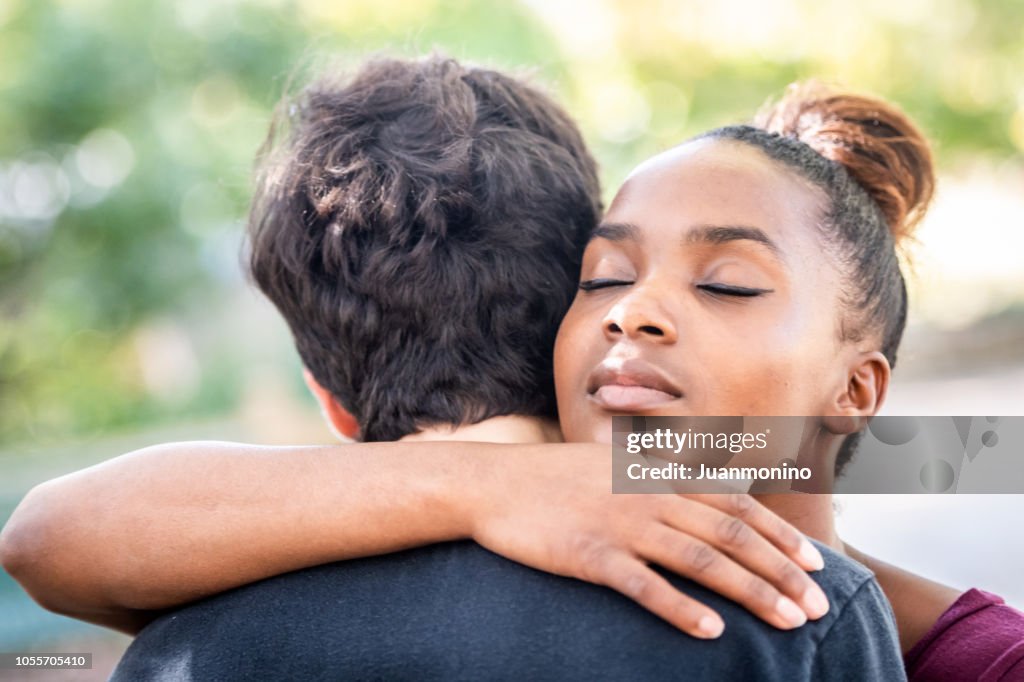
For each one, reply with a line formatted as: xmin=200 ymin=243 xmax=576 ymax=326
xmin=1 ymin=439 xmax=831 ymax=639
xmin=0 ymin=440 xmax=490 ymax=632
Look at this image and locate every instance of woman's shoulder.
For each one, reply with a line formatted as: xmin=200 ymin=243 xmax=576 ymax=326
xmin=906 ymin=588 xmax=1024 ymax=681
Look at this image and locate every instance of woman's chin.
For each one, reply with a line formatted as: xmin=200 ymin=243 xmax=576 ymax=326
xmin=593 ymin=417 xmax=614 ymax=445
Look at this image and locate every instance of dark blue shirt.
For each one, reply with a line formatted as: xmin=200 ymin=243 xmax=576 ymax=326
xmin=111 ymin=540 xmax=905 ymax=681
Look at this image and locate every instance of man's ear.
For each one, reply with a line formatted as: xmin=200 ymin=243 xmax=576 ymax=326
xmin=822 ymin=351 xmax=891 ymax=436
xmin=302 ymin=368 xmax=360 ymax=440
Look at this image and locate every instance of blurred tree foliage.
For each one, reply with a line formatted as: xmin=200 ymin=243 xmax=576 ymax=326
xmin=0 ymin=0 xmax=1021 ymax=445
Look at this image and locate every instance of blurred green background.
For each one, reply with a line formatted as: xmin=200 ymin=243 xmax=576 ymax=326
xmin=1 ymin=0 xmax=1023 ymax=678
xmin=2 ymin=0 xmax=1024 ymax=448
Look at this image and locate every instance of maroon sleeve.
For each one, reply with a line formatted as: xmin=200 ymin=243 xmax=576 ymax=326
xmin=905 ymin=588 xmax=1024 ymax=682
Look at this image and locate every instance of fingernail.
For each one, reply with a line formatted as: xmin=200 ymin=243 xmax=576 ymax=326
xmin=802 ymin=585 xmax=830 ymax=619
xmin=776 ymin=596 xmax=807 ymax=628
xmin=697 ymin=615 xmax=725 ymax=639
xmin=799 ymin=538 xmax=825 ymax=571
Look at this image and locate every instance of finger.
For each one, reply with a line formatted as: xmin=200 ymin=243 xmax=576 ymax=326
xmin=662 ymin=498 xmax=830 ymax=620
xmin=638 ymin=524 xmax=811 ymax=630
xmin=687 ymin=493 xmax=825 ymax=572
xmin=587 ymin=550 xmax=726 ymax=639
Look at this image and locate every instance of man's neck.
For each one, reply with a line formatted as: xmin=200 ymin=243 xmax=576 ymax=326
xmin=399 ymin=415 xmax=563 ymax=445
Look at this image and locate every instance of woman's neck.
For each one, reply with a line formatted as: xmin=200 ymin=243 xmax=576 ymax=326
xmin=755 ymin=493 xmax=842 ymax=551
xmin=752 ymin=419 xmax=843 ymax=549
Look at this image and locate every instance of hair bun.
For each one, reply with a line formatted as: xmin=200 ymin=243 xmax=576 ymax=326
xmin=754 ymin=82 xmax=935 ymax=243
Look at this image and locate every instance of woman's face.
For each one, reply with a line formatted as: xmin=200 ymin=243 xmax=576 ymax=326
xmin=554 ymin=138 xmax=860 ymax=444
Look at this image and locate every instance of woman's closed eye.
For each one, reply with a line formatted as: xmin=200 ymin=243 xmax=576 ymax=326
xmin=697 ymin=283 xmax=773 ymax=297
xmin=579 ymin=278 xmax=634 ymax=291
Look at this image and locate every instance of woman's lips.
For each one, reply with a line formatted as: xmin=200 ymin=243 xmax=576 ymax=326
xmin=591 ymin=384 xmax=680 ymax=411
xmin=586 ymin=358 xmax=684 ymax=412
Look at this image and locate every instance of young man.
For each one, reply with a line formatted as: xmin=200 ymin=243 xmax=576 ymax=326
xmin=2 ymin=56 xmax=904 ymax=679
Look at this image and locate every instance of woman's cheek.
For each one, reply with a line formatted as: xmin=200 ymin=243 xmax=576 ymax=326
xmin=750 ymin=360 xmax=816 ymax=415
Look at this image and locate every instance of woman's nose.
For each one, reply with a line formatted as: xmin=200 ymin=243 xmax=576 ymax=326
xmin=602 ymin=289 xmax=678 ymax=344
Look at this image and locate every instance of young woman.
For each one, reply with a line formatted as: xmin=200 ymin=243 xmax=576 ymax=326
xmin=549 ymin=85 xmax=1024 ymax=678
xmin=5 ymin=80 xmax=1022 ymax=679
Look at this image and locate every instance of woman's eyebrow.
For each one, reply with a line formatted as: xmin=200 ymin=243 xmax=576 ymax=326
xmin=684 ymin=225 xmax=783 ymax=260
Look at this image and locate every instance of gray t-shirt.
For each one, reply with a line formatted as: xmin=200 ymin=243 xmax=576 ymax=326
xmin=111 ymin=540 xmax=905 ymax=681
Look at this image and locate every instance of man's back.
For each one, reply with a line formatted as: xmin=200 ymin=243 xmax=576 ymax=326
xmin=111 ymin=540 xmax=904 ymax=681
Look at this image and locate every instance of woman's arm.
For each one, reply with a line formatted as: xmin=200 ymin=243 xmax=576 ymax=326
xmin=0 ymin=440 xmax=829 ymax=638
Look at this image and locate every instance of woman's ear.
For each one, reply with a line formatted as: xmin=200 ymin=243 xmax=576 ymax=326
xmin=822 ymin=351 xmax=890 ymax=435
xmin=302 ymin=368 xmax=360 ymax=440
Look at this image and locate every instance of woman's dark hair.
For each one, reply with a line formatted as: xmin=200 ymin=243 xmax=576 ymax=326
xmin=248 ymin=55 xmax=601 ymax=441
xmin=698 ymin=83 xmax=935 ymax=473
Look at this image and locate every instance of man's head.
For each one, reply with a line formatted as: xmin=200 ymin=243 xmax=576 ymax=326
xmin=249 ymin=55 xmax=601 ymax=441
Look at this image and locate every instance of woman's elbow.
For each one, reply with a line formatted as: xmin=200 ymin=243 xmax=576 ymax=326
xmin=0 ymin=502 xmax=32 ymax=583
xmin=0 ymin=481 xmax=88 ymax=615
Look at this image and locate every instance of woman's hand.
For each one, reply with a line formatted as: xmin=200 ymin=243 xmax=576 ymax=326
xmin=466 ymin=444 xmax=829 ymax=638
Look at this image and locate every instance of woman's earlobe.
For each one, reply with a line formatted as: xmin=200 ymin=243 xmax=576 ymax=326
xmin=823 ymin=351 xmax=890 ymax=435
xmin=822 ymin=414 xmax=870 ymax=436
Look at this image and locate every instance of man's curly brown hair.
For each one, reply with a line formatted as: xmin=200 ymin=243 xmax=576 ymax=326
xmin=248 ymin=55 xmax=601 ymax=441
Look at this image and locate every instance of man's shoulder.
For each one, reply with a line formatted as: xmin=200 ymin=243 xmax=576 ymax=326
xmin=809 ymin=539 xmax=882 ymax=605
xmin=111 ymin=540 xmax=902 ymax=681
xmin=796 ymin=541 xmax=907 ymax=680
